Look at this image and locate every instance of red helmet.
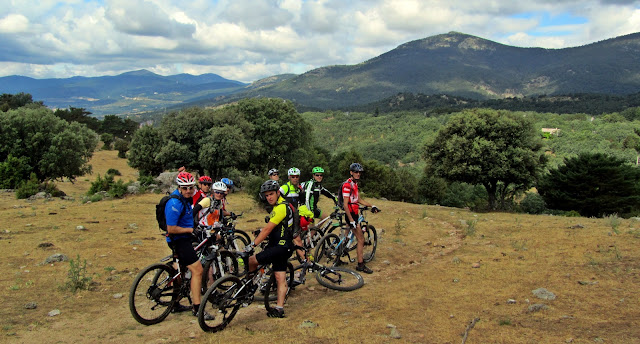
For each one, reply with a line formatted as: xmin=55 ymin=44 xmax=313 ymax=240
xmin=198 ymin=175 xmax=212 ymax=184
xmin=176 ymin=171 xmax=195 ymax=186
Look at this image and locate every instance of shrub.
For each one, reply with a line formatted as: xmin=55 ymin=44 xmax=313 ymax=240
xmin=520 ymin=192 xmax=547 ymax=214
xmin=0 ymin=155 xmax=32 ymax=189
xmin=138 ymin=174 xmax=155 ymax=186
xmin=64 ymin=254 xmax=92 ymax=292
xmin=107 ymin=179 xmax=128 ymax=198
xmin=113 ymin=138 xmax=129 ymax=159
xmin=106 ymin=168 xmax=121 ymax=176
xmin=87 ymin=174 xmax=130 ymax=199
xmin=15 ymin=173 xmax=40 ymax=199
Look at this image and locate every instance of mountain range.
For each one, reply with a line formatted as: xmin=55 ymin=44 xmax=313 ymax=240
xmin=2 ymin=31 xmax=640 ymax=116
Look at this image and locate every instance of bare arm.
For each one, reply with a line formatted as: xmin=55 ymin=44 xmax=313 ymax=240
xmin=167 ymin=225 xmax=193 ymax=235
xmin=253 ymin=221 xmax=277 ymax=245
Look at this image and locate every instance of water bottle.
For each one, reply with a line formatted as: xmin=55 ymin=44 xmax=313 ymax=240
xmin=347 ymin=231 xmax=356 ymax=247
xmin=185 ymin=270 xmax=192 ymax=280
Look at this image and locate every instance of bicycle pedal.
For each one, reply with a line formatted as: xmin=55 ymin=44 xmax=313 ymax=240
xmin=349 ymin=258 xmax=356 ymax=263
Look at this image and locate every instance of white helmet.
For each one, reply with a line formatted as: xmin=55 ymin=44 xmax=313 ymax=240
xmin=212 ymin=181 xmax=228 ymax=192
xmin=288 ymin=167 xmax=300 ymax=176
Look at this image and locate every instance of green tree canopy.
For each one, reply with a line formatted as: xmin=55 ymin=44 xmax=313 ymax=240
xmin=0 ymin=107 xmax=97 ymax=182
xmin=538 ymin=152 xmax=640 ymax=217
xmin=425 ymin=108 xmax=547 ymax=210
xmin=128 ymin=125 xmax=165 ymax=176
xmin=53 ymin=107 xmax=101 ymax=132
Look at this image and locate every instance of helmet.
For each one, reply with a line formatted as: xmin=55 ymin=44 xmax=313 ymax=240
xmin=288 ymin=167 xmax=300 ymax=176
xmin=312 ymin=166 xmax=324 ymax=174
xmin=176 ymin=171 xmax=196 ymax=186
xmin=212 ymin=181 xmax=227 ymax=192
xmin=260 ymin=180 xmax=280 ymax=193
xmin=198 ymin=176 xmax=212 ymax=184
xmin=349 ymin=163 xmax=364 ymax=172
xmin=221 ymin=177 xmax=233 ymax=187
xmin=268 ymin=168 xmax=279 ymax=176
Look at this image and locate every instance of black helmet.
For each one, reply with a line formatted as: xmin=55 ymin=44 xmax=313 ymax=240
xmin=260 ymin=180 xmax=280 ymax=193
xmin=349 ymin=163 xmax=364 ymax=172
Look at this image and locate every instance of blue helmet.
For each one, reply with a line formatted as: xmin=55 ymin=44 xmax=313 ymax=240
xmin=221 ymin=178 xmax=233 ymax=187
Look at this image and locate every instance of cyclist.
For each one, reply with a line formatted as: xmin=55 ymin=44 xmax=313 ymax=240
xmin=193 ymin=175 xmax=212 ymax=206
xmin=302 ymin=166 xmax=338 ymax=219
xmin=221 ymin=177 xmax=234 ymax=193
xmin=246 ymin=180 xmax=294 ymax=318
xmin=164 ymin=172 xmax=211 ymax=318
xmin=268 ymin=168 xmax=280 ymax=181
xmin=193 ymin=181 xmax=234 ymax=228
xmin=279 ymin=167 xmax=304 ymax=207
xmin=341 ymin=163 xmax=380 ymax=274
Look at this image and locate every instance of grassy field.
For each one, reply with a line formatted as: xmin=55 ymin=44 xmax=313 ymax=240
xmin=1 ymin=149 xmax=639 ymax=343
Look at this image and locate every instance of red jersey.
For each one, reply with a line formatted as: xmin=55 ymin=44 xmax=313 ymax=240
xmin=341 ymin=178 xmax=359 ymax=214
xmin=193 ymin=190 xmax=207 ymax=206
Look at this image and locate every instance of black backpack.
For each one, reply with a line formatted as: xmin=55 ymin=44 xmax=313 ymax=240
xmin=156 ymin=194 xmax=187 ymax=231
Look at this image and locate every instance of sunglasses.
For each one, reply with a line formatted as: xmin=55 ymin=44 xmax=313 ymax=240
xmin=352 ymin=171 xmax=362 ymax=174
xmin=290 ymin=175 xmax=300 ymax=178
xmin=214 ymin=191 xmax=225 ymax=195
xmin=314 ymin=174 xmax=324 ymax=177
xmin=180 ymin=186 xmax=195 ymax=190
xmin=200 ymin=183 xmax=212 ymax=186
xmin=271 ymin=173 xmax=279 ymax=176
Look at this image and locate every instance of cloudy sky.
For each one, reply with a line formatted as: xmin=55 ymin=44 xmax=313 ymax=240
xmin=1 ymin=0 xmax=639 ymax=82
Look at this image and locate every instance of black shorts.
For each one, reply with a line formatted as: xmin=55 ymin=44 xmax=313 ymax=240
xmin=256 ymin=245 xmax=292 ymax=271
xmin=313 ymin=208 xmax=322 ymax=218
xmin=344 ymin=212 xmax=358 ymax=227
xmin=171 ymin=238 xmax=199 ymax=266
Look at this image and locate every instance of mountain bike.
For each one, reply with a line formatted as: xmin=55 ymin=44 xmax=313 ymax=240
xmin=129 ymin=248 xmax=192 ymax=325
xmin=315 ymin=206 xmax=379 ymax=266
xmin=197 ymin=251 xmax=293 ymax=332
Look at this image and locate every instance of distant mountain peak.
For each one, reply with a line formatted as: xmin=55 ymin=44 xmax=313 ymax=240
xmin=120 ymin=69 xmax=158 ymax=77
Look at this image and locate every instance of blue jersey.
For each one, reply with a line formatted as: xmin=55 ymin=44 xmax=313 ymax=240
xmin=165 ymin=189 xmax=193 ymax=242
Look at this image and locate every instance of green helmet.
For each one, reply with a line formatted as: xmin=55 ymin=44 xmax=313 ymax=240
xmin=312 ymin=166 xmax=324 ymax=174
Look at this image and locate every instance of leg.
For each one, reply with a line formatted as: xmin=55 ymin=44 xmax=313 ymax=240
xmin=352 ymin=224 xmax=365 ymax=264
xmin=275 ymin=271 xmax=287 ymax=307
xmin=188 ymin=260 xmax=204 ymax=306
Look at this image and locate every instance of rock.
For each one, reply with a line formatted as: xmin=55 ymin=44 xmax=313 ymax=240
xmin=390 ymin=327 xmax=401 ymax=339
xmin=48 ymin=309 xmax=61 ymax=317
xmin=300 ymin=320 xmax=318 ymax=328
xmin=307 ymin=287 xmax=315 ymax=291
xmin=130 ymin=240 xmax=143 ymax=245
xmin=128 ymin=223 xmax=138 ymax=230
xmin=113 ymin=293 xmax=123 ymax=299
xmin=568 ymin=224 xmax=584 ymax=229
xmin=471 ymin=262 xmax=481 ymax=268
xmin=382 ymin=260 xmax=391 ymax=265
xmin=188 ymin=332 xmax=196 ymax=339
xmin=38 ymin=242 xmax=54 ymax=249
xmin=386 ymin=324 xmax=396 ymax=328
xmin=578 ymin=280 xmax=598 ymax=285
xmin=532 ymin=287 xmax=556 ymax=300
xmin=507 ymin=299 xmax=517 ymax=304
xmin=24 ymin=302 xmax=37 ymax=309
xmin=44 ymin=253 xmax=68 ymax=264
xmin=527 ymin=304 xmax=548 ymax=313
xmin=25 ymin=224 xmax=33 ymax=227
xmin=127 ymin=182 xmax=140 ymax=195
xmin=76 ymin=225 xmax=86 ymax=231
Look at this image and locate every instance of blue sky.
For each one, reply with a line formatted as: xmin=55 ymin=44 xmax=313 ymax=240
xmin=0 ymin=0 xmax=639 ymax=82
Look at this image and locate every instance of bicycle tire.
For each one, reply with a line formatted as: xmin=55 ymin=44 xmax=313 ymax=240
xmin=234 ymin=229 xmax=251 ymax=247
xmin=362 ymin=224 xmax=378 ymax=263
xmin=314 ymin=232 xmax=342 ymax=266
xmin=201 ymin=250 xmax=240 ymax=291
xmin=316 ymin=266 xmax=364 ymax=291
xmin=264 ymin=262 xmax=294 ymax=313
xmin=129 ymin=263 xmax=177 ymax=325
xmin=254 ymin=262 xmax=293 ymax=302
xmin=198 ymin=275 xmax=243 ymax=333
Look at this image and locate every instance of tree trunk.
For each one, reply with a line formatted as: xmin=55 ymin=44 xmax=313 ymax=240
xmin=485 ymin=182 xmax=497 ymax=210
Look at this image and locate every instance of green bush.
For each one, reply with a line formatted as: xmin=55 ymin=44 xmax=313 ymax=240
xmin=89 ymin=193 xmax=104 ymax=202
xmin=0 ymin=155 xmax=32 ymax=189
xmin=87 ymin=174 xmax=130 ymax=199
xmin=107 ymin=179 xmax=128 ymax=198
xmin=440 ymin=182 xmax=487 ymax=210
xmin=15 ymin=173 xmax=40 ymax=199
xmin=64 ymin=254 xmax=92 ymax=292
xmin=113 ymin=138 xmax=129 ymax=159
xmin=106 ymin=168 xmax=121 ymax=176
xmin=520 ymin=192 xmax=547 ymax=214
xmin=138 ymin=174 xmax=155 ymax=186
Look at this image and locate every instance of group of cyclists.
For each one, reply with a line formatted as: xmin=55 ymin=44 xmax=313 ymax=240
xmin=163 ymin=162 xmax=379 ymax=319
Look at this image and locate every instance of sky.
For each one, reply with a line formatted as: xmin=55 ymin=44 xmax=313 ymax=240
xmin=1 ymin=0 xmax=639 ymax=83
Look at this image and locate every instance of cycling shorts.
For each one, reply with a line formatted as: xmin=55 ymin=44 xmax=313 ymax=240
xmin=256 ymin=246 xmax=292 ymax=272
xmin=345 ymin=212 xmax=358 ymax=228
xmin=171 ymin=237 xmax=199 ymax=266
xmin=313 ymin=208 xmax=322 ymax=218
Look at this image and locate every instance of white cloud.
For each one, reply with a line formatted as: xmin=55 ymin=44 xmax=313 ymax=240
xmin=0 ymin=14 xmax=29 ymax=33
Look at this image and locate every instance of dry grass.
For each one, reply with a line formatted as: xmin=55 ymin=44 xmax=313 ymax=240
xmin=1 ymin=149 xmax=640 ymax=343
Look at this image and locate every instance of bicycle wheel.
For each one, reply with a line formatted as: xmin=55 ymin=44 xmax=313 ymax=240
xmin=255 ymin=263 xmax=293 ymax=302
xmin=301 ymin=227 xmax=325 ymax=254
xmin=129 ymin=263 xmax=178 ymax=325
xmin=198 ymin=275 xmax=243 ymax=333
xmin=362 ymin=224 xmax=378 ymax=263
xmin=233 ymin=229 xmax=251 ymax=247
xmin=314 ymin=233 xmax=342 ymax=266
xmin=201 ymin=251 xmax=240 ymax=291
xmin=316 ymin=266 xmax=364 ymax=291
xmin=264 ymin=262 xmax=294 ymax=313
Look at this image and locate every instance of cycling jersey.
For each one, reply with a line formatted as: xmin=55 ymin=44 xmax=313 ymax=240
xmin=266 ymin=196 xmax=294 ymax=248
xmin=165 ymin=189 xmax=193 ymax=242
xmin=192 ymin=189 xmax=207 ymax=206
xmin=279 ymin=181 xmax=303 ymax=207
xmin=302 ymin=179 xmax=337 ymax=215
xmin=341 ymin=178 xmax=360 ymax=214
xmin=196 ymin=196 xmax=225 ymax=227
